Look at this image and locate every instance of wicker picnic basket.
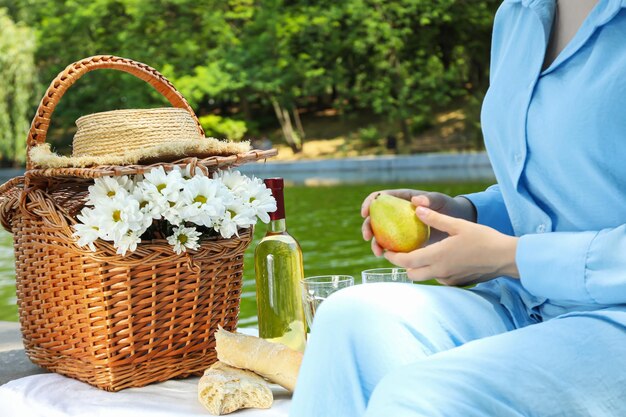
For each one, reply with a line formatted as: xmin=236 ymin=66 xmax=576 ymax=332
xmin=0 ymin=56 xmax=276 ymax=391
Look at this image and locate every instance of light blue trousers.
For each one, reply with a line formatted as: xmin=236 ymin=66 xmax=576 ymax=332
xmin=289 ymin=281 xmax=626 ymax=416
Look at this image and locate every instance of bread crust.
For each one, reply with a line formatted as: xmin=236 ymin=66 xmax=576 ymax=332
xmin=215 ymin=327 xmax=304 ymax=392
xmin=198 ymin=361 xmax=273 ymax=415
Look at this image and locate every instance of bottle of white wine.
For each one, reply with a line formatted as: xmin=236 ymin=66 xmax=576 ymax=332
xmin=254 ymin=178 xmax=307 ymax=352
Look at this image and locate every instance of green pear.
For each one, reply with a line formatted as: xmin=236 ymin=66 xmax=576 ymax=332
xmin=369 ymin=194 xmax=430 ymax=252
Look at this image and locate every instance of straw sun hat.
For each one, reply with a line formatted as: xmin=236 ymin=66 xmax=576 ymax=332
xmin=28 ymin=107 xmax=251 ymax=168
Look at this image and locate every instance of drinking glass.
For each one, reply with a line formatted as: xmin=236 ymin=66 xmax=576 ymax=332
xmin=361 ymin=267 xmax=410 ymax=284
xmin=301 ymin=275 xmax=354 ymax=329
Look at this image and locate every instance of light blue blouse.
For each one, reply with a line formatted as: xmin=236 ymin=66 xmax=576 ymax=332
xmin=465 ymin=0 xmax=626 ymax=306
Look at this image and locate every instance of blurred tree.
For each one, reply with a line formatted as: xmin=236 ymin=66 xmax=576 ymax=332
xmin=199 ymin=114 xmax=248 ymax=141
xmin=11 ymin=0 xmax=238 ymax=129
xmin=2 ymin=0 xmax=499 ymax=157
xmin=216 ymin=0 xmax=498 ymax=147
xmin=0 ymin=8 xmax=36 ymax=166
xmin=282 ymin=0 xmax=498 ymax=145
xmin=225 ymin=0 xmax=309 ymax=152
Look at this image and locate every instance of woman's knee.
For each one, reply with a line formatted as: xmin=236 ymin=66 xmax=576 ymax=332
xmin=308 ymin=284 xmax=389 ymax=340
xmin=310 ymin=283 xmax=441 ymax=336
xmin=308 ymin=284 xmax=464 ymax=362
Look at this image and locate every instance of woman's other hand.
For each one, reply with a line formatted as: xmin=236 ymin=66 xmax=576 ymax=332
xmin=385 ymin=206 xmax=519 ymax=286
xmin=361 ymin=189 xmax=477 ymax=256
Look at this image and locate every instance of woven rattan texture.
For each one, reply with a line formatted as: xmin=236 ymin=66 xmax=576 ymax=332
xmin=11 ymin=185 xmax=249 ymax=391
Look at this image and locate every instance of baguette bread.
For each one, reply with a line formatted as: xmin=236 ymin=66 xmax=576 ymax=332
xmin=198 ymin=361 xmax=273 ymax=415
xmin=215 ymin=327 xmax=304 ymax=392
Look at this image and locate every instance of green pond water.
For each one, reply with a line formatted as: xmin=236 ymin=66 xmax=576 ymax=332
xmin=0 ymin=181 xmax=490 ymax=325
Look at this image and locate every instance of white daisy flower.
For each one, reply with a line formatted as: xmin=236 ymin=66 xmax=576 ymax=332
xmin=142 ymin=166 xmax=185 ymax=203
xmin=180 ymin=176 xmax=227 ymax=227
xmin=245 ymin=177 xmax=277 ymax=223
xmin=91 ymin=194 xmax=146 ymax=242
xmin=216 ymin=180 xmax=236 ymax=206
xmin=167 ymin=226 xmax=202 ymax=254
xmin=216 ymin=202 xmax=256 ymax=239
xmin=214 ymin=170 xmax=250 ymax=194
xmin=216 ymin=218 xmax=237 ymax=239
xmin=87 ymin=176 xmax=133 ymax=205
xmin=162 ymin=199 xmax=188 ymax=226
xmin=72 ymin=209 xmax=101 ymax=251
xmin=132 ymin=186 xmax=164 ymax=224
xmin=114 ymin=230 xmax=142 ymax=256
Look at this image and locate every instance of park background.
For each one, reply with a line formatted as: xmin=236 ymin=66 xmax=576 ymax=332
xmin=0 ymin=0 xmax=499 ymax=323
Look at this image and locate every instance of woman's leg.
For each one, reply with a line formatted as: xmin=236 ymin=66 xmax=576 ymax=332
xmin=289 ymin=283 xmax=518 ymax=417
xmin=365 ymin=308 xmax=626 ymax=417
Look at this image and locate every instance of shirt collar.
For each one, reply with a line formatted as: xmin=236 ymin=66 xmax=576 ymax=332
xmin=595 ymin=0 xmax=626 ymax=25
xmin=504 ymin=0 xmax=626 ymax=26
xmin=503 ymin=0 xmax=625 ymax=76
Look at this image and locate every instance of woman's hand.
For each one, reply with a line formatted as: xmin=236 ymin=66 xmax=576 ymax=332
xmin=361 ymin=189 xmax=476 ymax=256
xmin=384 ymin=204 xmax=519 ymax=286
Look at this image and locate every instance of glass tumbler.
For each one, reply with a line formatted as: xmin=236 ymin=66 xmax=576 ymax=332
xmin=301 ymin=275 xmax=354 ymax=330
xmin=361 ymin=267 xmax=410 ymax=284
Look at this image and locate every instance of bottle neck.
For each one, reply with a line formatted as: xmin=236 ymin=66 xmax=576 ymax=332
xmin=267 ymin=218 xmax=287 ymax=234
xmin=267 ymin=181 xmax=286 ymax=222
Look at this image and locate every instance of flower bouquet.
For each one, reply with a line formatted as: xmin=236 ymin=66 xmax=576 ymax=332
xmin=74 ymin=166 xmax=276 ymax=255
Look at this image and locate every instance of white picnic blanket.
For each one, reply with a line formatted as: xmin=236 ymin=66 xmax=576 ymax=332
xmin=0 ymin=327 xmax=292 ymax=417
xmin=0 ymin=373 xmax=292 ymax=417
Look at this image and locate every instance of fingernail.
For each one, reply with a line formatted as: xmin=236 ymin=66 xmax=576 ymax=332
xmin=416 ymin=206 xmax=429 ymax=216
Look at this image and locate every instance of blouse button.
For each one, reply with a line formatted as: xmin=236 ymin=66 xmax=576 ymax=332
xmin=536 ymin=224 xmax=546 ymax=233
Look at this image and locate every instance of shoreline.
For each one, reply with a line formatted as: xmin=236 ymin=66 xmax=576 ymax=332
xmin=238 ymin=151 xmax=494 ymax=185
xmin=0 ymin=151 xmax=494 ymax=185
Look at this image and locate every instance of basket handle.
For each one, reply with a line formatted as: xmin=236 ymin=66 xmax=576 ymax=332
xmin=26 ymin=55 xmax=205 ymax=170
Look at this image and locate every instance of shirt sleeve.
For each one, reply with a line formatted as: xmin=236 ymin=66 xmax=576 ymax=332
xmin=461 ymin=184 xmax=514 ymax=236
xmin=517 ymin=226 xmax=626 ymax=305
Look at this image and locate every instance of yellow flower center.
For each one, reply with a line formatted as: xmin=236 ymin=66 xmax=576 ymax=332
xmin=178 ymin=234 xmax=188 ymax=244
xmin=157 ymin=183 xmax=166 ymax=193
xmin=107 ymin=191 xmax=116 ymax=197
xmin=228 ymin=209 xmax=237 ymax=218
xmin=112 ymin=210 xmax=121 ymax=222
xmin=194 ymin=195 xmax=207 ymax=204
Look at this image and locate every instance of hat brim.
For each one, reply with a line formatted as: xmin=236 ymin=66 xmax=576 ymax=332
xmin=29 ymin=138 xmax=252 ymax=169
